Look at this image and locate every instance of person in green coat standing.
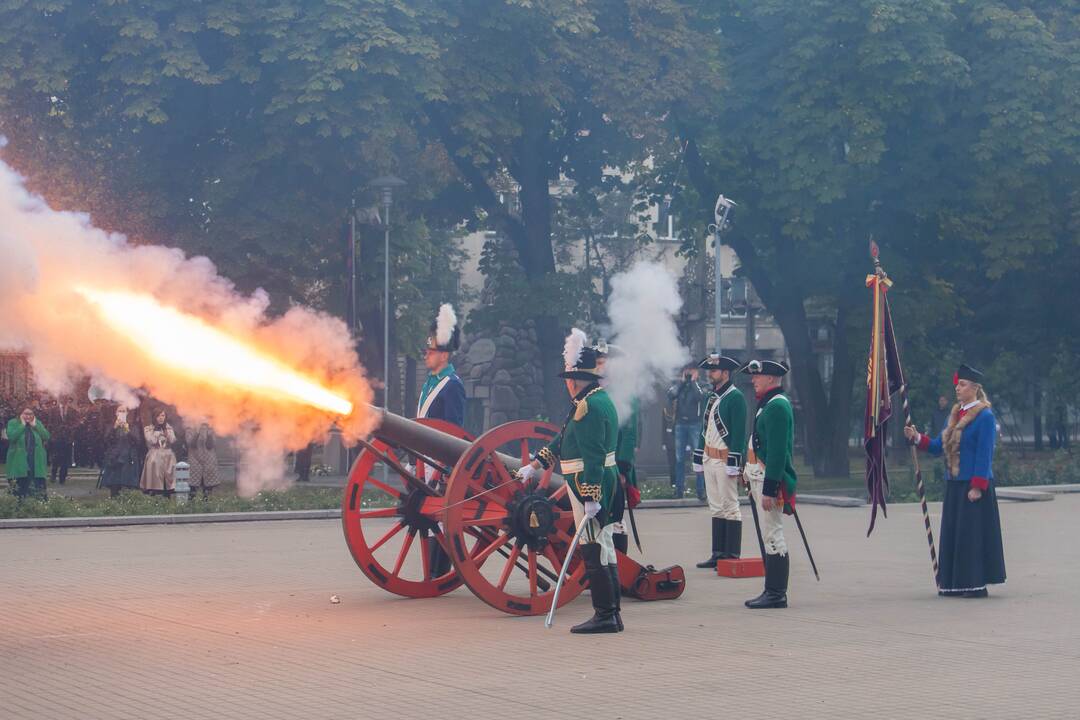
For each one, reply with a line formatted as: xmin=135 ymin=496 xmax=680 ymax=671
xmin=518 ymin=329 xmax=622 ymax=634
xmin=742 ymin=359 xmax=797 ymax=609
xmin=593 ymin=340 xmax=641 ymax=558
xmin=693 ymin=354 xmax=748 ymax=568
xmin=6 ymin=407 xmax=51 ymax=500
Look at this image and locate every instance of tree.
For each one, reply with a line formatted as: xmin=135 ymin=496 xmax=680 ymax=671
xmin=0 ymin=0 xmax=462 ymax=399
xmin=416 ymin=0 xmax=722 ymax=419
xmin=666 ymin=0 xmax=1079 ymax=474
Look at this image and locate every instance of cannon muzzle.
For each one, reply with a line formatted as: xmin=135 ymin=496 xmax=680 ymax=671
xmin=372 ymin=407 xmax=522 ymax=471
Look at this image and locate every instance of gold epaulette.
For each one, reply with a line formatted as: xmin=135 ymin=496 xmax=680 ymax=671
xmin=573 ymin=387 xmax=603 ymax=422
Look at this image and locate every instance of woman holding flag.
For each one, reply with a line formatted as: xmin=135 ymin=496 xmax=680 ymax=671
xmin=904 ymin=365 xmax=1006 ymax=598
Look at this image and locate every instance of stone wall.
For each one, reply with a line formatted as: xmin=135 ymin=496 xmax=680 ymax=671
xmin=455 ymin=321 xmax=546 ymax=427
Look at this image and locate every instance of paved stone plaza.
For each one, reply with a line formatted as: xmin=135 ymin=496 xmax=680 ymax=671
xmin=2 ymin=497 xmax=1078 ymax=720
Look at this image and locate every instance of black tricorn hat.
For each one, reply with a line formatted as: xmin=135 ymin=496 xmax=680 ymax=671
xmin=741 ymin=359 xmax=790 ymax=377
xmin=954 ymin=364 xmax=985 ymax=385
xmin=699 ymin=354 xmax=741 ymax=372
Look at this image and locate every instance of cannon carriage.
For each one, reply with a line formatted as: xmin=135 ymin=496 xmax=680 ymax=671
xmin=341 ymin=411 xmax=685 ymax=615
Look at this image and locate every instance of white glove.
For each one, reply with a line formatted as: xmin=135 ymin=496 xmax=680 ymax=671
xmin=517 ymin=464 xmax=537 ymax=483
xmin=744 ymin=462 xmax=765 ymax=484
xmin=403 ymin=463 xmax=416 ymax=477
xmin=584 ymin=501 xmax=601 ymax=519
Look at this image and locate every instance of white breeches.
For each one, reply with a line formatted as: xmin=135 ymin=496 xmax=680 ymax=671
xmin=749 ymin=477 xmax=787 ymax=556
xmin=568 ymin=488 xmax=616 ymax=565
xmin=703 ymin=457 xmax=741 ymax=520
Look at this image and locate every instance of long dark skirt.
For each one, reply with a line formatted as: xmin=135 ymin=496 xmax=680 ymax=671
xmin=937 ymin=482 xmax=1006 ymax=593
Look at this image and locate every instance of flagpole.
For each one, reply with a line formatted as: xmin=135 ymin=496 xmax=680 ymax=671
xmin=869 ymin=248 xmax=939 ymax=586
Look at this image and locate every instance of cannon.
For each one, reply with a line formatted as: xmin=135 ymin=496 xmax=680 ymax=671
xmin=341 ymin=411 xmax=685 ymax=616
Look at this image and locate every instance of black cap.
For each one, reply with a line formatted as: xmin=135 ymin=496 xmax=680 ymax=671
xmin=954 ymin=364 xmax=984 ymax=385
xmin=699 ymin=354 xmax=741 ymax=372
xmin=741 ymin=359 xmax=790 ymax=377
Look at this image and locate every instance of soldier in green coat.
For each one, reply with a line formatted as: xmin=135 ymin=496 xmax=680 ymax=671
xmin=593 ymin=341 xmax=641 ymax=558
xmin=742 ymin=359 xmax=797 ymax=609
xmin=6 ymin=407 xmax=51 ymax=500
xmin=693 ymin=355 xmax=748 ymax=568
xmin=518 ymin=330 xmax=622 ymax=633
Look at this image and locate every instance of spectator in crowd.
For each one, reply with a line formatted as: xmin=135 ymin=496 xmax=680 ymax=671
xmin=186 ymin=422 xmax=220 ymax=499
xmin=929 ymin=395 xmax=950 ymax=439
xmin=294 ymin=443 xmax=315 ymax=483
xmin=46 ymin=396 xmax=78 ymax=485
xmin=140 ymin=407 xmax=177 ymax=496
xmin=667 ymin=363 xmax=705 ymax=499
xmin=98 ymin=406 xmax=142 ymax=497
xmin=5 ymin=407 xmax=50 ymax=500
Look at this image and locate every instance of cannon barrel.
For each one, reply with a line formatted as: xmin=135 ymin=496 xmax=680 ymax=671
xmin=372 ymin=408 xmax=524 ymax=471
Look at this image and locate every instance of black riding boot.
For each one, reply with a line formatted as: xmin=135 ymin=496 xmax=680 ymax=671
xmin=608 ymin=564 xmax=624 ymax=632
xmin=744 ymin=553 xmax=789 ymax=609
xmin=613 ymin=532 xmax=629 ymax=555
xmin=570 ymin=544 xmax=619 ymax=634
xmin=696 ymin=518 xmax=726 ymax=568
xmin=724 ymin=520 xmax=743 ymax=559
xmin=428 ymin=533 xmax=453 ymax=579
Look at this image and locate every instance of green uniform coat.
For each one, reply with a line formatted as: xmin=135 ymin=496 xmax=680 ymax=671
xmin=753 ymin=386 xmax=797 ymax=502
xmin=5 ymin=418 xmax=50 ymax=479
xmin=536 ymin=384 xmax=619 ymax=516
xmin=694 ymin=381 xmax=747 ymax=472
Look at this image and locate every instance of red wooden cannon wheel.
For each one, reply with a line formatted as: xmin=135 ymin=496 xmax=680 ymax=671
xmin=341 ymin=418 xmax=471 ymax=598
xmin=442 ymin=420 xmax=586 ymax=616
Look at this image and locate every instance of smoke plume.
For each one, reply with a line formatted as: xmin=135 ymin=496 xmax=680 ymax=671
xmin=0 ymin=141 xmax=375 ymax=494
xmin=603 ymin=260 xmax=688 ymax=421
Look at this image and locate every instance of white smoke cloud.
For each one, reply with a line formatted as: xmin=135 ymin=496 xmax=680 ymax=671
xmin=0 ymin=139 xmax=375 ymax=494
xmin=603 ymin=260 xmax=689 ymax=421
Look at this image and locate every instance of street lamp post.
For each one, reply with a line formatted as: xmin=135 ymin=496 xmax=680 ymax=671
xmin=369 ymin=176 xmax=406 ymax=411
xmin=711 ymin=194 xmax=737 ymax=355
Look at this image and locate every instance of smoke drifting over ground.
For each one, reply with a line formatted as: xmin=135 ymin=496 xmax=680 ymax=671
xmin=603 ymin=261 xmax=688 ymax=421
xmin=0 ymin=140 xmax=375 ymax=494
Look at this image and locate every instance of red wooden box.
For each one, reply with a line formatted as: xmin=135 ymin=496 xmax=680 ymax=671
xmin=716 ymin=557 xmax=765 ymax=578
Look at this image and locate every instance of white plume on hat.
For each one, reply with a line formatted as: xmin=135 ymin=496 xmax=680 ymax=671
xmin=563 ymin=327 xmax=587 ymax=371
xmin=435 ymin=303 xmax=457 ymax=347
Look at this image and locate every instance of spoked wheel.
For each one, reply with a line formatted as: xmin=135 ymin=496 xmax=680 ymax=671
xmin=341 ymin=418 xmax=470 ymax=598
xmin=443 ymin=420 xmax=587 ymax=616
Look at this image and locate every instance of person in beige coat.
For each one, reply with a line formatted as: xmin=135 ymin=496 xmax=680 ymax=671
xmin=140 ymin=408 xmax=177 ymax=495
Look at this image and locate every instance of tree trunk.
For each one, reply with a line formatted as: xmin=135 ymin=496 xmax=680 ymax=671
xmin=513 ymin=102 xmax=565 ymax=422
xmin=1033 ymin=383 xmax=1043 ymax=451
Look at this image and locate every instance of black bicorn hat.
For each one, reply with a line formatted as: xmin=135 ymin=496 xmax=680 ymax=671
xmin=699 ymin=353 xmax=741 ymax=372
xmin=741 ymin=358 xmax=790 ymax=377
xmin=427 ymin=303 xmax=461 ymax=353
xmin=559 ymin=328 xmax=603 ymax=380
xmin=954 ymin=364 xmax=985 ymax=385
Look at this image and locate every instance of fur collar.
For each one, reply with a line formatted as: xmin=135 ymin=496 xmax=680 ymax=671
xmin=942 ymin=401 xmax=990 ymax=477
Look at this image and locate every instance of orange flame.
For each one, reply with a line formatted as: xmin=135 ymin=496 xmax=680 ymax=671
xmin=75 ymin=286 xmax=354 ymax=416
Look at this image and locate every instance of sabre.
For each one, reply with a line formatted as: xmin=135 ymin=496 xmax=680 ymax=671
xmin=622 ymin=477 xmax=643 ymax=553
xmin=744 ymin=479 xmax=768 ymax=560
xmin=545 ymin=519 xmax=591 ymax=629
xmin=791 ymin=507 xmax=820 ymax=581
